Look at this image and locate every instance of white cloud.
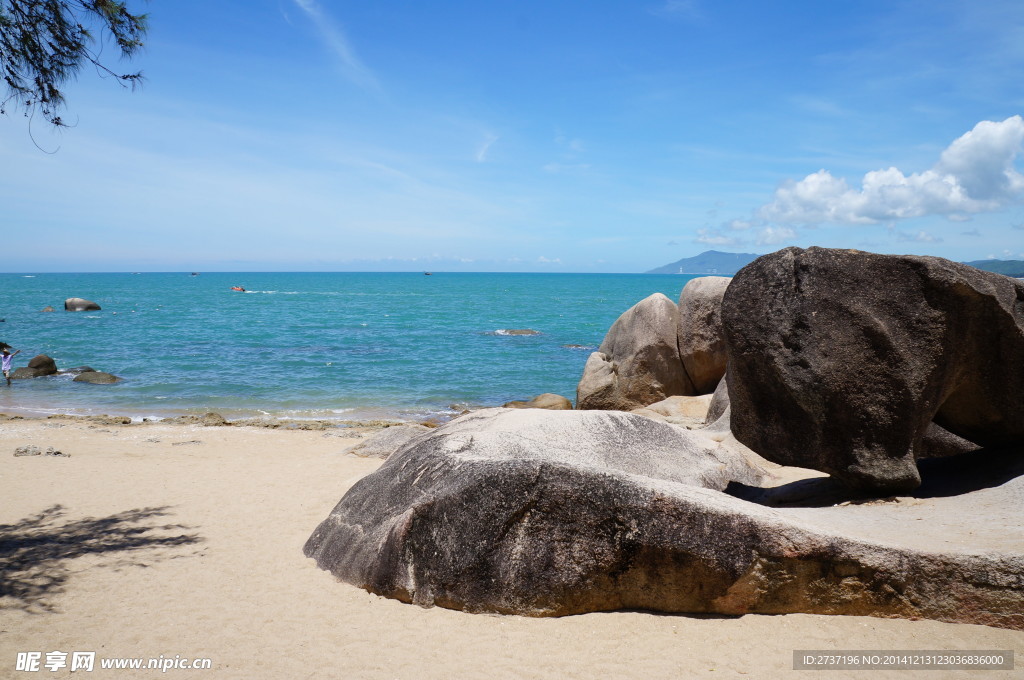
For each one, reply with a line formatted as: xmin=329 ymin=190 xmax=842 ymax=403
xmin=756 ymin=226 xmax=796 ymax=245
xmin=694 ymin=228 xmax=742 ymax=247
xmin=897 ymin=230 xmax=943 ymax=243
xmin=292 ymin=0 xmax=379 ymax=90
xmin=537 ymin=256 xmax=562 ymax=264
xmin=726 ymin=219 xmax=753 ymax=231
xmin=759 ymin=116 xmax=1024 ymax=225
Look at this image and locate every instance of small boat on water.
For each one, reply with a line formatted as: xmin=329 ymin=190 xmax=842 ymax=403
xmin=231 ymin=286 xmax=246 ymax=292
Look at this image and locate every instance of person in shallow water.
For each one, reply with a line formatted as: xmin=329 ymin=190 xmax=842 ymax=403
xmin=2 ymin=345 xmax=21 ymax=385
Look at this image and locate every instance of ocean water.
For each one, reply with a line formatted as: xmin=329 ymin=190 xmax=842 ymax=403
xmin=0 ymin=272 xmax=697 ymax=422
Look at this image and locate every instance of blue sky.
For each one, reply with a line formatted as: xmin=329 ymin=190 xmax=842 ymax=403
xmin=1 ymin=0 xmax=1023 ymax=272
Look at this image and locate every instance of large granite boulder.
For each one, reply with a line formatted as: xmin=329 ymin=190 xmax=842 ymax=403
xmin=64 ymin=297 xmax=101 ymax=311
xmin=576 ymin=293 xmax=694 ymax=411
xmin=11 ymin=354 xmax=58 ymax=379
xmin=676 ymin=276 xmax=731 ymax=394
xmin=722 ymin=246 xmax=1024 ymax=493
xmin=305 ymin=408 xmax=1024 ymax=628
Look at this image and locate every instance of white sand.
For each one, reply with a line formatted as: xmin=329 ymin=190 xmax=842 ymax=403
xmin=1 ymin=418 xmax=1021 ymax=679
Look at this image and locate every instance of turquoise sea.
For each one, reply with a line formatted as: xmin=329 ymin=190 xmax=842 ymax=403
xmin=0 ymin=272 xmax=697 ymax=422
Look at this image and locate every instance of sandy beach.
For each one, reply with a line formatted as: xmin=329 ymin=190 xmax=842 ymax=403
xmin=2 ymin=416 xmax=1021 ymax=679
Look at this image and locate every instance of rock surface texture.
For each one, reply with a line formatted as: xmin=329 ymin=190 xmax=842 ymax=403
xmin=502 ymin=393 xmax=574 ymax=410
xmin=306 ymin=408 xmax=1024 ymax=628
xmin=64 ymin=297 xmax=101 ymax=311
xmin=676 ymin=276 xmax=731 ymax=394
xmin=722 ymin=247 xmax=1024 ymax=493
xmin=576 ymin=293 xmax=693 ymax=411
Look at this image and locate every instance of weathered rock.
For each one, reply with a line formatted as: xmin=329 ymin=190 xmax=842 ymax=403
xmin=677 ymin=276 xmax=731 ymax=394
xmin=165 ymin=412 xmax=230 ymax=427
xmin=59 ymin=366 xmax=97 ymax=375
xmin=40 ymin=306 xmax=54 ymax=312
xmin=705 ymin=376 xmax=730 ymax=426
xmin=576 ymin=293 xmax=694 ymax=411
xmin=631 ymin=394 xmax=713 ymax=427
xmin=305 ymin=407 xmax=1024 ymax=628
xmin=503 ymin=393 xmax=573 ymax=410
xmin=345 ymin=424 xmax=432 ymax=459
xmin=722 ymin=246 xmax=1024 ymax=493
xmin=28 ymin=355 xmax=57 ymax=374
xmin=72 ymin=371 xmax=120 ymax=384
xmin=64 ymin=297 xmax=101 ymax=311
xmin=11 ymin=354 xmax=58 ymax=379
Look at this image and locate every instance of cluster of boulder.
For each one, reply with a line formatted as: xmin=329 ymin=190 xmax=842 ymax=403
xmin=11 ymin=354 xmax=120 ymax=384
xmin=575 ymin=276 xmax=730 ymax=411
xmin=305 ymin=247 xmax=1024 ymax=630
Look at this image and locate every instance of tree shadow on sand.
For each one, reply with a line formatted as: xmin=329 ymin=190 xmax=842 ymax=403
xmin=0 ymin=505 xmax=202 ymax=613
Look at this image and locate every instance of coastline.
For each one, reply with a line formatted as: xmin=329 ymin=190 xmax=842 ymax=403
xmin=2 ymin=415 xmax=1022 ymax=678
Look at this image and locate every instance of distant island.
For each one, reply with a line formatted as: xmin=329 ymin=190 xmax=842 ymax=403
xmin=646 ymin=250 xmax=760 ymax=275
xmin=962 ymin=259 xmax=1024 ymax=278
xmin=649 ymin=250 xmax=1024 ymax=278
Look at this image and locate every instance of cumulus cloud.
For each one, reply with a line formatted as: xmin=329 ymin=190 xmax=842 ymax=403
xmin=759 ymin=116 xmax=1024 ymax=225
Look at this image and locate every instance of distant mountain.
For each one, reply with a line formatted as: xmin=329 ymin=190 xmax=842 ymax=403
xmin=647 ymin=250 xmax=760 ymax=275
xmin=962 ymin=259 xmax=1024 ymax=278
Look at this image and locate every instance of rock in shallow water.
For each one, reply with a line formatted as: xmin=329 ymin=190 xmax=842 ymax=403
xmin=304 ymin=408 xmax=1024 ymax=628
xmin=64 ymin=297 xmax=101 ymax=311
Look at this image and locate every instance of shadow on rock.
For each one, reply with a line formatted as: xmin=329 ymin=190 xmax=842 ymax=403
xmin=726 ymin=445 xmax=1024 ymax=508
xmin=0 ymin=505 xmax=202 ymax=613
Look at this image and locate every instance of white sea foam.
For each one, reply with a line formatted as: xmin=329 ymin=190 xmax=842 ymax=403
xmin=490 ymin=329 xmax=541 ymax=336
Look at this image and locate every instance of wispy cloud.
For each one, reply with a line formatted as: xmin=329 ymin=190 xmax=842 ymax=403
xmin=756 ymin=226 xmax=796 ymax=245
xmin=649 ymin=0 xmax=702 ymax=21
xmin=292 ymin=0 xmax=379 ymax=90
xmin=897 ymin=229 xmax=944 ymax=243
xmin=693 ymin=228 xmax=742 ymax=247
xmin=476 ymin=134 xmax=499 ymax=162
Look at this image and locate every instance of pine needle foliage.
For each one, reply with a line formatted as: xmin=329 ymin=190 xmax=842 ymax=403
xmin=0 ymin=0 xmax=147 ymax=127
